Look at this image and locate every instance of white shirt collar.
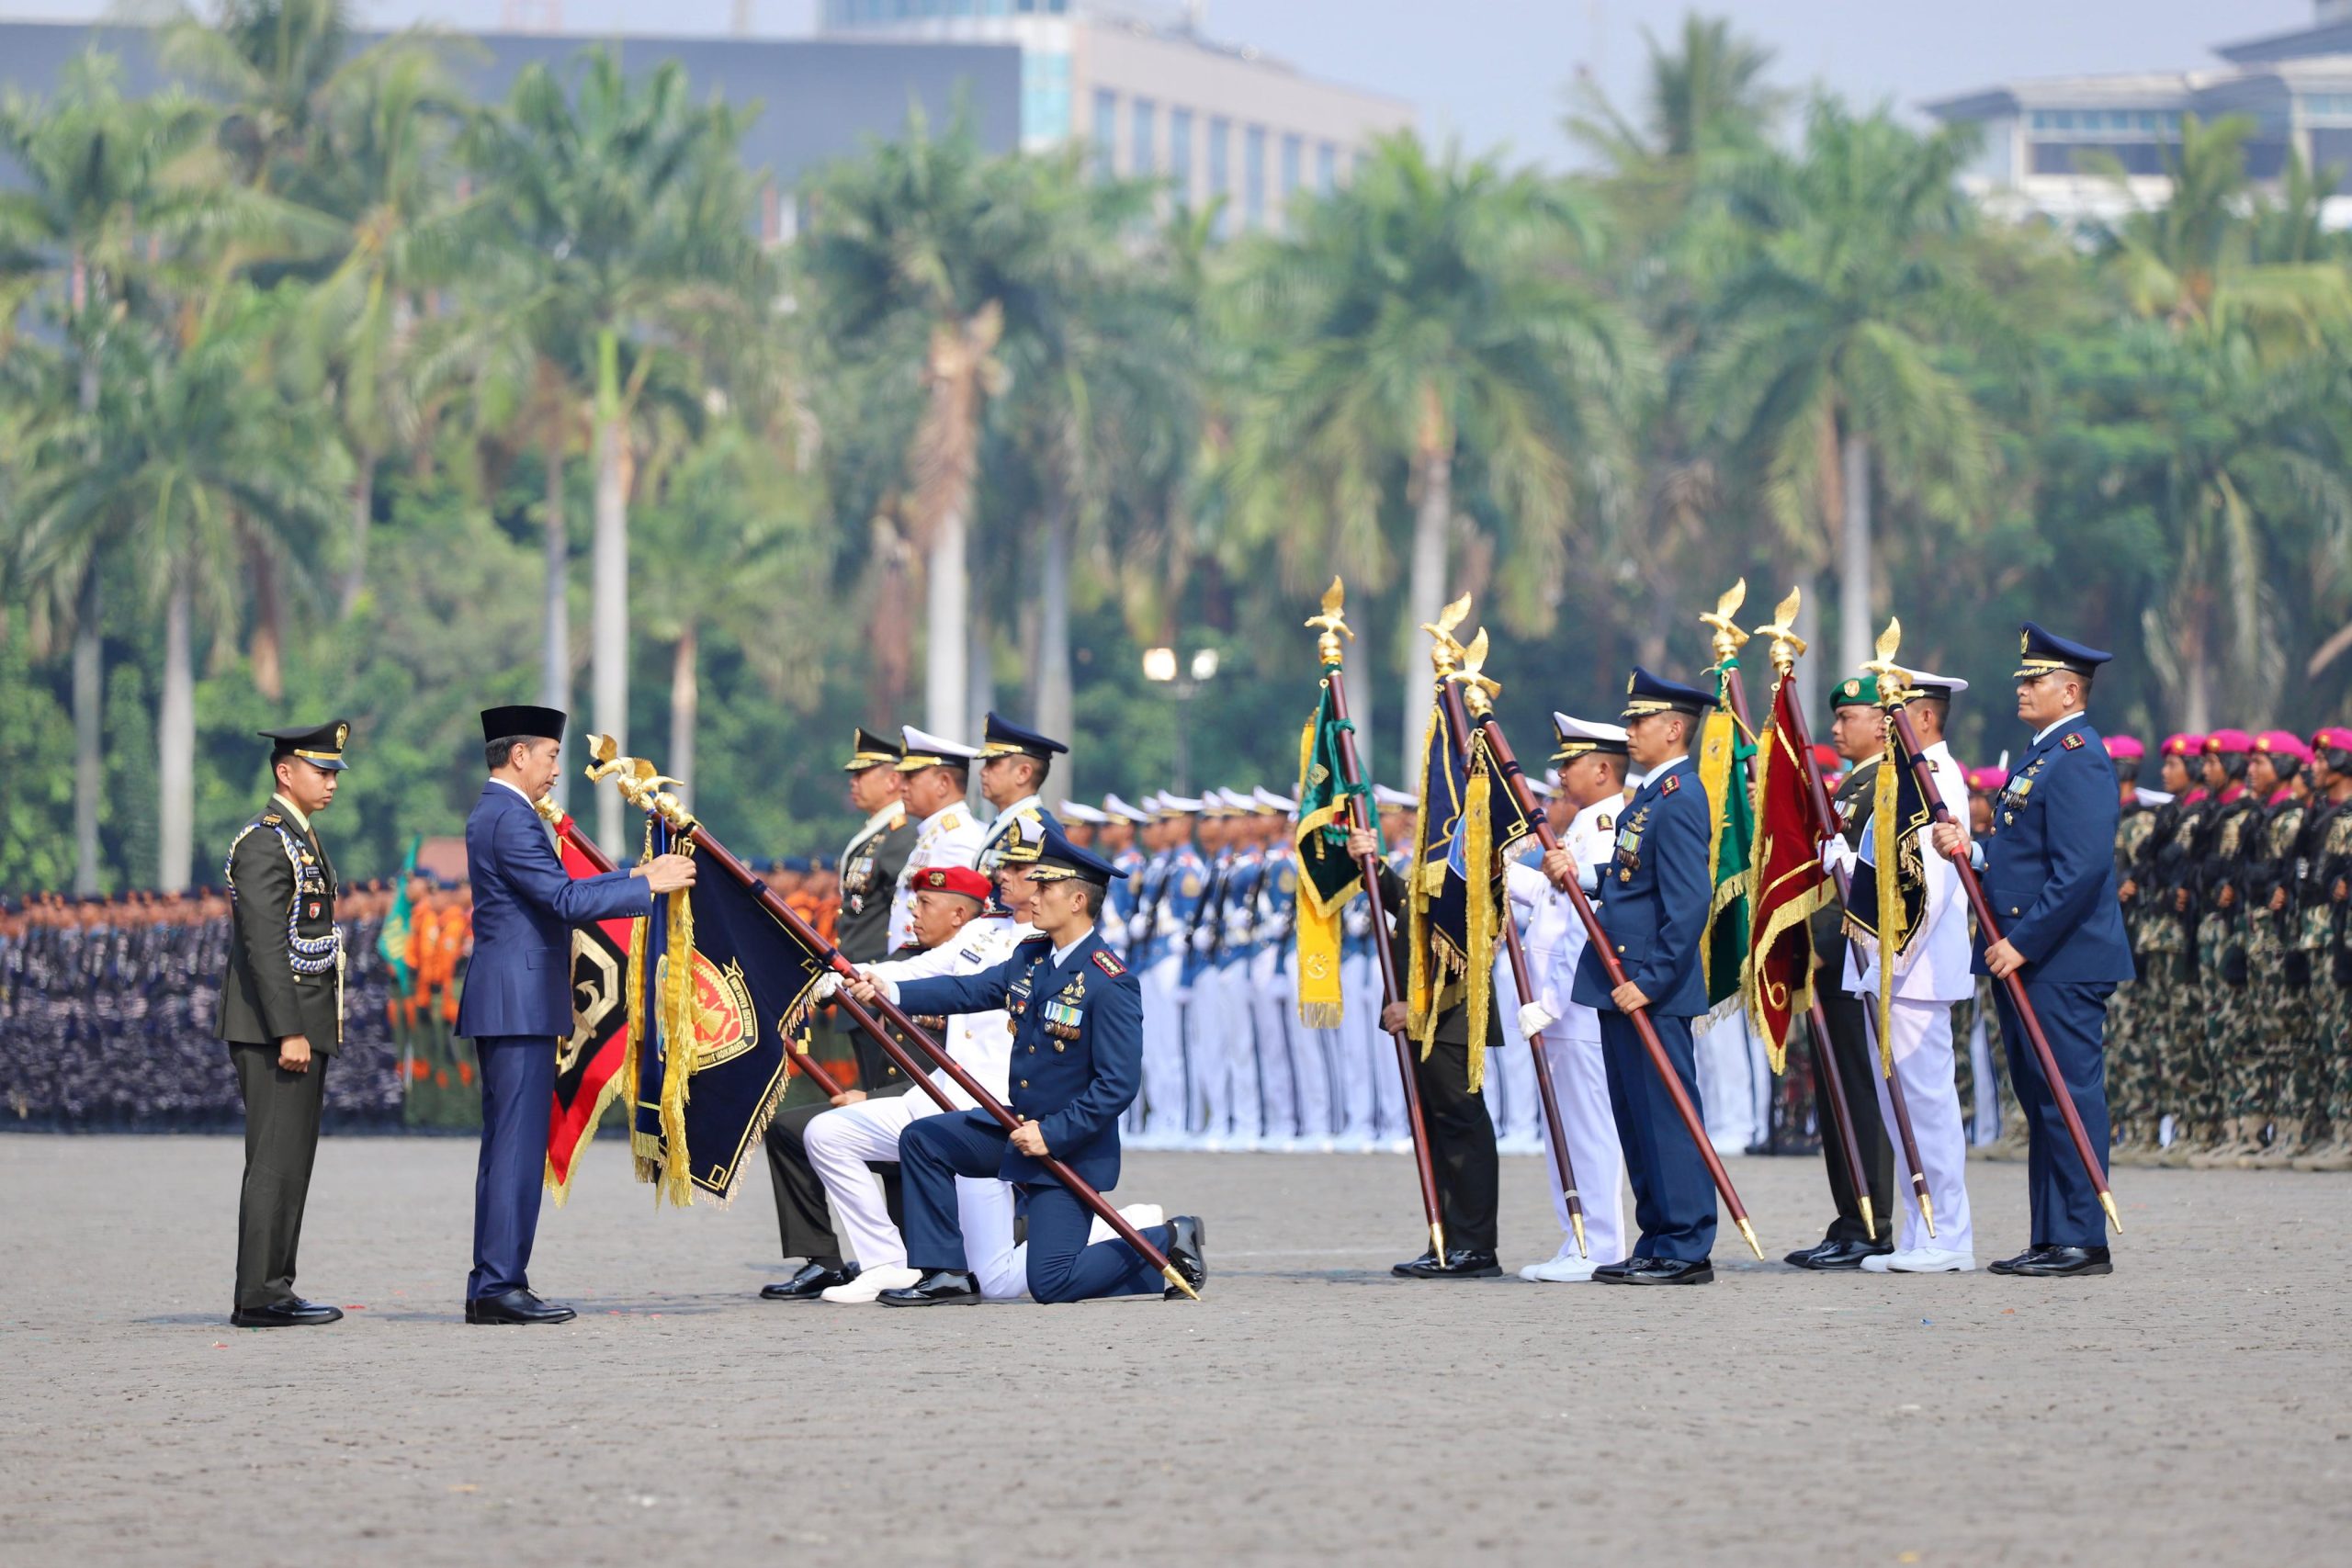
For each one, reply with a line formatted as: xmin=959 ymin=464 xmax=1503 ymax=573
xmin=989 ymin=794 xmax=1042 ymax=830
xmin=1645 ymin=754 xmax=1691 ymax=784
xmin=1051 ymin=931 xmax=1091 ymax=967
xmin=856 ymin=802 xmax=903 ymax=836
xmin=489 ymin=776 xmax=536 ymax=807
xmin=269 ymin=794 xmax=312 ymax=833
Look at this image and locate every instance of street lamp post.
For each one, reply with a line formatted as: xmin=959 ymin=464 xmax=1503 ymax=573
xmin=1143 ymin=646 xmax=1220 ymax=794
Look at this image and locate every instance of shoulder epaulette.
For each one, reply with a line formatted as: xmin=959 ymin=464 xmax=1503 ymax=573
xmin=1015 ymin=931 xmax=1052 ymax=950
xmin=261 ymin=814 xmax=282 ymax=827
xmin=1091 ymin=949 xmax=1126 ymax=977
xmin=1661 ymin=774 xmax=1681 ymax=795
xmin=940 ymin=809 xmax=966 ymax=830
xmin=2063 ymin=733 xmax=2086 ymax=750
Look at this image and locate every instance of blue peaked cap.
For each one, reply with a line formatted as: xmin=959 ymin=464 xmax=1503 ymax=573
xmin=2015 ymin=621 xmax=2113 ymax=681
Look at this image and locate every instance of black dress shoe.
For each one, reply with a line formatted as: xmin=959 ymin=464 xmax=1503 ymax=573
xmin=1391 ymin=1248 xmax=1440 ymax=1278
xmin=229 ymin=1298 xmax=343 ymax=1328
xmin=465 ymin=1288 xmax=577 ymax=1325
xmin=1397 ymin=1248 xmax=1503 ymax=1280
xmin=1595 ymin=1255 xmax=1715 ymax=1286
xmin=1996 ymin=1245 xmax=2111 ymax=1278
xmin=876 ymin=1269 xmax=981 ymax=1306
xmin=1986 ymin=1246 xmax=2053 ymax=1276
xmin=1784 ymin=1237 xmax=1892 ymax=1271
xmin=760 ymin=1261 xmax=858 ymax=1301
xmin=1162 ymin=1215 xmax=1207 ymax=1299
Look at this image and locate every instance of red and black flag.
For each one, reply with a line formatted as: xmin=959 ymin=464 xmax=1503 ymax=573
xmin=1742 ymin=669 xmax=1835 ymax=1071
xmin=545 ymin=822 xmax=636 ymax=1204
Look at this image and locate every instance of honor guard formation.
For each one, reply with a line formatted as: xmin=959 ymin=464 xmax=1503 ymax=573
xmin=7 ymin=592 xmax=2352 ymax=1327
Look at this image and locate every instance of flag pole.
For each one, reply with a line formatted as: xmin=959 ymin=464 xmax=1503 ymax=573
xmin=1858 ymin=640 xmax=2122 ymax=1235
xmin=585 ymin=743 xmax=1199 ymax=1299
xmin=1305 ymin=580 xmax=1451 ymax=1262
xmin=1449 ymin=645 xmax=1764 ymax=1260
xmin=1737 ymin=597 xmax=1877 ymax=1245
xmin=1709 ymin=585 xmax=1905 ymax=1241
xmin=1430 ymin=633 xmax=1587 ymax=1258
xmin=536 ymin=794 xmax=850 ymax=1100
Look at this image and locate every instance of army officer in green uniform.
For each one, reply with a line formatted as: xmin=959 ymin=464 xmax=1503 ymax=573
xmin=217 ymin=720 xmax=350 ymax=1327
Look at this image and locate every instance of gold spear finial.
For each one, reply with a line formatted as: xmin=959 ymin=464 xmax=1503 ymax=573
xmin=1700 ymin=579 xmax=1751 ymax=662
xmin=1862 ymin=617 xmax=1910 ymax=705
xmin=1753 ymin=586 xmax=1807 ymax=675
xmin=1424 ymin=592 xmax=1474 ymax=675
xmin=1445 ymin=626 xmax=1503 ymax=716
xmin=1305 ymin=576 xmax=1353 ymax=664
xmin=1161 ymin=1265 xmax=1201 ymax=1303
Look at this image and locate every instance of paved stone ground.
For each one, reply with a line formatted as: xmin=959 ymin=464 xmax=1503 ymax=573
xmin=5 ymin=1134 xmax=2349 ymax=1567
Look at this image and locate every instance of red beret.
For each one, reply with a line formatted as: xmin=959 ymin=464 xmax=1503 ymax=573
xmin=2313 ymin=727 xmax=2352 ymax=753
xmin=2160 ymin=733 xmax=2203 ymax=758
xmin=2256 ymin=730 xmax=2312 ymax=763
xmin=2103 ymin=735 xmax=2145 ymax=761
xmin=1966 ymin=766 xmax=2007 ymax=794
xmin=2203 ymin=728 xmax=2253 ymax=755
xmin=913 ymin=865 xmax=991 ymax=901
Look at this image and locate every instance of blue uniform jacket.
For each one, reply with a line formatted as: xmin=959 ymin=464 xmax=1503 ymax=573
xmin=1572 ymin=758 xmax=1712 ymax=1019
xmin=453 ymin=783 xmax=654 ymax=1040
xmin=1977 ymin=714 xmax=2135 ymax=984
xmin=892 ymin=927 xmax=1142 ymax=1189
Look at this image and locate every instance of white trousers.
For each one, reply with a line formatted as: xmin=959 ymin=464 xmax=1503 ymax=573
xmin=1139 ymin=953 xmax=1187 ymax=1136
xmin=1250 ymin=948 xmax=1303 ymax=1138
xmin=1186 ymin=963 xmax=1226 ymax=1136
xmin=1863 ymin=995 xmax=1976 ymax=1257
xmin=803 ymin=1093 xmax=1024 ymax=1299
xmin=1488 ymin=951 xmax=1539 ymax=1142
xmin=1337 ymin=951 xmax=1380 ymax=1137
xmin=1696 ymin=1010 xmax=1763 ymax=1154
xmin=1217 ymin=958 xmax=1261 ymax=1138
xmin=1967 ymin=1004 xmax=2002 ymax=1145
xmin=1535 ymin=1021 xmax=1628 ymax=1266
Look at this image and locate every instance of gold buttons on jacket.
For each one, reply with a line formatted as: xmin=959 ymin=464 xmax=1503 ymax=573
xmin=1019 ymin=1079 xmax=1029 ymax=1089
xmin=1055 ymin=1043 xmax=1065 ymax=1052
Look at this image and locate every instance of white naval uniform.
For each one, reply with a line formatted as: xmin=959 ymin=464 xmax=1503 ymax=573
xmin=1336 ymin=887 xmax=1382 ymax=1145
xmin=805 ymin=918 xmax=1026 ymax=1299
xmin=1488 ymin=935 xmax=1541 ymax=1148
xmin=890 ymin=802 xmax=985 ymax=952
xmin=1139 ymin=851 xmax=1201 ymax=1143
xmin=1838 ymin=738 xmax=1976 ymax=1259
xmin=1186 ymin=849 xmax=1241 ymax=1142
xmin=975 ymin=794 xmax=1047 ymax=879
xmin=1502 ymin=795 xmax=1629 ymax=1266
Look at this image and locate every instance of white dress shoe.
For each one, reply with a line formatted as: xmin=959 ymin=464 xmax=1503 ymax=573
xmin=1085 ymin=1203 xmax=1166 ymax=1245
xmin=820 ymin=1265 xmax=922 ymax=1303
xmin=1862 ymin=1247 xmax=1976 ymax=1274
xmin=1519 ymin=1253 xmax=1602 ymax=1282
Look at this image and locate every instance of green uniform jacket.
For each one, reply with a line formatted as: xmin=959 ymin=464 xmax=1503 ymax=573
xmin=217 ymin=803 xmax=343 ymax=1051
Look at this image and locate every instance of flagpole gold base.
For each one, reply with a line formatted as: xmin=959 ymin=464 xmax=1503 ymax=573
xmin=1736 ymin=1216 xmax=1762 ymax=1260
xmin=1163 ymin=1265 xmax=1200 ymax=1302
xmin=1430 ymin=1221 xmax=1447 ymax=1260
xmin=2099 ymin=1190 xmax=2122 ymax=1233
xmin=1860 ymin=1196 xmax=1878 ymax=1247
xmin=1570 ymin=1211 xmax=1588 ymax=1259
xmin=1918 ymin=1183 xmax=1938 ymax=1240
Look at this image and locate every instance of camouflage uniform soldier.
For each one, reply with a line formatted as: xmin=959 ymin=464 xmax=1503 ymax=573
xmin=2204 ymin=733 xmax=2310 ymax=1167
xmin=2294 ymin=728 xmax=2352 ymax=1170
xmin=2171 ymin=731 xmax=2258 ymax=1165
xmin=2104 ymin=737 xmax=2160 ymax=1153
xmin=2124 ymin=735 xmax=2203 ymax=1165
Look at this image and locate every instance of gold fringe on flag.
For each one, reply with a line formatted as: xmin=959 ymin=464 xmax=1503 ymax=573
xmin=1872 ymin=720 xmax=1901 ymax=1075
xmin=653 ymin=848 xmax=698 ymax=1208
xmin=1406 ymin=709 xmax=1442 ymax=1054
xmin=621 ymin=816 xmax=660 ymax=1184
xmin=1291 ymin=705 xmax=1348 ymax=1030
xmin=1462 ymin=745 xmax=1494 ymax=1094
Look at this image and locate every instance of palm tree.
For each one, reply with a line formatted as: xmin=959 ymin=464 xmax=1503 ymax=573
xmin=805 ymin=107 xmax=1039 ymax=742
xmin=463 ymin=50 xmax=767 ymax=852
xmin=0 ymin=51 xmax=214 ymax=893
xmin=1227 ymin=131 xmax=1649 ymax=774
xmin=1566 ymin=12 xmax=1785 ymax=173
xmin=15 ymin=288 xmax=345 ymax=888
xmin=632 ymin=420 xmax=826 ymax=807
xmin=1696 ymin=99 xmax=2003 ymax=678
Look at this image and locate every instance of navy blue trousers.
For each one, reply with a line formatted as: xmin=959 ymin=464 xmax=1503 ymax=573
xmin=1600 ymin=1010 xmax=1717 ymax=1263
xmin=1992 ymin=979 xmax=2114 ymax=1248
xmin=900 ymin=1109 xmax=1173 ymax=1303
xmin=469 ymin=1035 xmax=555 ymax=1300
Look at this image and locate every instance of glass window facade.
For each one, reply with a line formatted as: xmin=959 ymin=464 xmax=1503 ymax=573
xmin=1245 ymin=124 xmax=1267 ymax=228
xmin=1282 ymin=132 xmax=1303 ymax=203
xmin=1022 ymin=51 xmax=1072 ymax=145
xmin=1094 ymin=88 xmax=1119 ymax=173
xmin=1209 ymin=116 xmax=1231 ymax=236
xmin=1132 ymin=97 xmax=1158 ymax=176
xmin=1170 ymin=107 xmax=1194 ymax=198
xmin=1317 ymin=141 xmax=1337 ymax=193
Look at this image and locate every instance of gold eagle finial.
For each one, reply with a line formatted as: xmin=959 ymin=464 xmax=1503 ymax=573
xmin=1445 ymin=626 xmax=1503 ymax=716
xmin=1753 ymin=586 xmax=1807 ymax=673
xmin=1700 ymin=578 xmax=1751 ymax=660
xmin=1305 ymin=576 xmax=1353 ymax=663
xmin=1863 ymin=618 xmax=1910 ymax=705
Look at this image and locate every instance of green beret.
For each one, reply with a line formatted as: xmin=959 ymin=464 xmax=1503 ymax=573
xmin=1831 ymin=674 xmax=1880 ymax=709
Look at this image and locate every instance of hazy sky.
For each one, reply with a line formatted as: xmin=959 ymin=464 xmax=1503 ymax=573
xmin=6 ymin=0 xmax=2326 ymax=164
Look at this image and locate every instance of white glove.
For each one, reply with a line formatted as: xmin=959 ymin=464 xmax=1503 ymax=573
xmin=1820 ymin=838 xmax=1858 ymax=878
xmin=815 ymin=973 xmax=841 ymax=1001
xmin=1518 ymin=1000 xmax=1557 ymax=1041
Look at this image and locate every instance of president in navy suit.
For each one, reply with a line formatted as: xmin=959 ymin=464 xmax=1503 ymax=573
xmin=1572 ymin=668 xmax=1720 ymax=1285
xmin=455 ymin=705 xmax=696 ymax=1324
xmin=1934 ymin=624 xmax=2133 ymax=1278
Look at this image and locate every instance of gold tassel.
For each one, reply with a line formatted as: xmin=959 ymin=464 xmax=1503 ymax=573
xmin=655 ymin=852 xmax=698 ymax=1208
xmin=1292 ymin=709 xmax=1349 ymax=1029
xmin=621 ymin=815 xmax=662 ymax=1184
xmin=1463 ymin=744 xmax=1494 ymax=1094
xmin=1872 ymin=720 xmax=1901 ymax=1075
xmin=1406 ymin=707 xmax=1441 ymax=1051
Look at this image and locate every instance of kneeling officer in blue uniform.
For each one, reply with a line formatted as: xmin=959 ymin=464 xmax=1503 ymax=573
xmin=1571 ymin=668 xmax=1720 ymax=1285
xmin=847 ymin=826 xmax=1205 ymax=1304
